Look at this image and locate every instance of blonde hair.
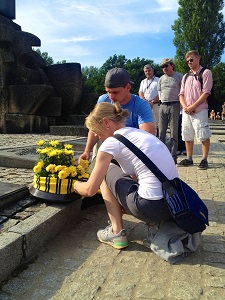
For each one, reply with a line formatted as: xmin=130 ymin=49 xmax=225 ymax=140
xmin=185 ymin=50 xmax=200 ymax=59
xmin=85 ymin=102 xmax=129 ymax=133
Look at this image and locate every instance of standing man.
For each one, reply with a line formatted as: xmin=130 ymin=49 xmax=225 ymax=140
xmin=79 ymin=67 xmax=155 ymax=161
xmin=139 ymin=64 xmax=160 ymax=136
xmin=178 ymin=50 xmax=213 ymax=170
xmin=158 ymin=58 xmax=183 ymax=164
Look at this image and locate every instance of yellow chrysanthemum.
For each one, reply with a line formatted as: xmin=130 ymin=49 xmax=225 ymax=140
xmin=33 ymin=139 xmax=90 ymax=181
xmin=68 ymin=165 xmax=77 ymax=177
xmin=82 ymin=173 xmax=90 ymax=179
xmin=33 ymin=161 xmax=44 ymax=173
xmin=46 ymin=164 xmax=56 ymax=173
xmin=38 ymin=148 xmax=51 ymax=154
xmin=55 ymin=165 xmax=67 ymax=172
xmin=49 ymin=140 xmax=59 ymax=147
xmin=48 ymin=150 xmax=58 ymax=157
xmin=38 ymin=161 xmax=44 ymax=167
xmin=77 ymin=165 xmax=84 ymax=174
xmin=78 ymin=173 xmax=89 ymax=179
xmin=64 ymin=149 xmax=74 ymax=156
xmin=33 ymin=165 xmax=42 ymax=173
xmin=36 ymin=140 xmax=45 ymax=146
xmin=58 ymin=170 xmax=70 ymax=179
xmin=79 ymin=159 xmax=89 ymax=170
xmin=64 ymin=144 xmax=73 ymax=149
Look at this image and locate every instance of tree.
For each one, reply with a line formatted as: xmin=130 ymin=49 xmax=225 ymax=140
xmin=212 ymin=62 xmax=225 ymax=110
xmin=125 ymin=57 xmax=158 ymax=94
xmin=81 ymin=55 xmax=162 ymax=96
xmin=100 ymin=54 xmax=128 ymax=75
xmin=81 ymin=66 xmax=102 ymax=94
xmin=172 ymin=0 xmax=225 ymax=73
xmin=56 ymin=60 xmax=67 ymax=64
xmin=35 ymin=48 xmax=54 ymax=66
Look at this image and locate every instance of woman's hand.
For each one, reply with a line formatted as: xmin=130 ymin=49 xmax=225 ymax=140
xmin=73 ymin=151 xmax=113 ymax=197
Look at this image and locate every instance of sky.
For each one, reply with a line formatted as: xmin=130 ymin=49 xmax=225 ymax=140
xmin=15 ymin=0 xmax=225 ymax=68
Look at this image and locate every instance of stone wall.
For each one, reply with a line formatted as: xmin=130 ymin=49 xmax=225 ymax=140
xmin=0 ymin=9 xmax=97 ymax=134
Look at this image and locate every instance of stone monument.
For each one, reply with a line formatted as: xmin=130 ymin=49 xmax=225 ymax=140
xmin=0 ymin=0 xmax=97 ymax=134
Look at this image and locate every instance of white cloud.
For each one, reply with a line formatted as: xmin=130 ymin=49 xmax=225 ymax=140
xmin=54 ymin=36 xmax=95 ymax=43
xmin=154 ymin=0 xmax=179 ymax=12
xmin=14 ymin=0 xmax=225 ymax=67
xmin=16 ymin=0 xmax=176 ymax=40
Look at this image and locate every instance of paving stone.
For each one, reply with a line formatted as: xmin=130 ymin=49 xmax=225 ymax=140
xmin=0 ymin=129 xmax=224 ymax=299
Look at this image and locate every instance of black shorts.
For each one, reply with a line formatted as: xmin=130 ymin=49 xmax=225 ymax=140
xmin=105 ymin=163 xmax=172 ymax=224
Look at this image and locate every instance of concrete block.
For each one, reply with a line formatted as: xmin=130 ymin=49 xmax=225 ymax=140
xmin=9 ymin=199 xmax=83 ymax=261
xmin=0 ymin=232 xmax=23 ymax=283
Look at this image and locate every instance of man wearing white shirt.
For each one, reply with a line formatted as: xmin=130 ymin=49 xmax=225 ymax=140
xmin=139 ymin=64 xmax=159 ymax=136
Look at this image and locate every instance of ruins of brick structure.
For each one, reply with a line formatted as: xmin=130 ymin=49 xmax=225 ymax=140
xmin=0 ymin=0 xmax=96 ymax=134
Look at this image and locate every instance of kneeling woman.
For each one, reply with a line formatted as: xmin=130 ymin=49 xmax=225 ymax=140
xmin=74 ymin=102 xmax=178 ymax=249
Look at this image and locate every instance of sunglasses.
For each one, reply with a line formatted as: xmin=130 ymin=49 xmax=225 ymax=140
xmin=161 ymin=64 xmax=169 ymax=68
xmin=186 ymin=59 xmax=194 ymax=63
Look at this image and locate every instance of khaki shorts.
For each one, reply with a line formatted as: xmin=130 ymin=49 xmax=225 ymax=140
xmin=182 ymin=109 xmax=211 ymax=142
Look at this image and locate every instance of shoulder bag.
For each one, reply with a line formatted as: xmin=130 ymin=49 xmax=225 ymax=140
xmin=114 ymin=134 xmax=209 ymax=234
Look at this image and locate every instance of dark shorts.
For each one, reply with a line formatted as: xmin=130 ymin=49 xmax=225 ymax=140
xmin=105 ymin=163 xmax=172 ymax=224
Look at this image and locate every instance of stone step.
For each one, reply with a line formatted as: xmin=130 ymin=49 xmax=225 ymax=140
xmin=210 ymin=130 xmax=225 ymax=135
xmin=208 ymin=120 xmax=225 ymax=126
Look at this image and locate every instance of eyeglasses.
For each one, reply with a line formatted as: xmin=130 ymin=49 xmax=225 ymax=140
xmin=186 ymin=59 xmax=194 ymax=63
xmin=161 ymin=64 xmax=169 ymax=68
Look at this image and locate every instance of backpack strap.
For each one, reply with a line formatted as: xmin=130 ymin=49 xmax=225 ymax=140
xmin=197 ymin=67 xmax=206 ymax=91
xmin=183 ymin=67 xmax=206 ymax=91
xmin=183 ymin=72 xmax=190 ymax=85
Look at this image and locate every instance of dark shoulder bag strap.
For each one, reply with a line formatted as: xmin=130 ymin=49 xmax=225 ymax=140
xmin=113 ymin=134 xmax=168 ymax=184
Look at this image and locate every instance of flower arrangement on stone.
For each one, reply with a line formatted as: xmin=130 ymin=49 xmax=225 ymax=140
xmin=32 ymin=139 xmax=90 ymax=195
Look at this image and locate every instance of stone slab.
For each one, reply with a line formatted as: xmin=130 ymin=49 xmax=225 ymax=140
xmin=0 ymin=182 xmax=27 ymax=197
xmin=0 ymin=137 xmax=87 ymax=169
xmin=0 ymin=197 xmax=84 ymax=283
xmin=0 ymin=182 xmax=29 ymax=208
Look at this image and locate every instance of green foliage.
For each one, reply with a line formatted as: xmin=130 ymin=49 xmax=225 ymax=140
xmin=35 ymin=49 xmax=66 ymax=65
xmin=212 ymin=62 xmax=225 ymax=110
xmin=81 ymin=55 xmax=163 ymax=96
xmin=100 ymin=54 xmax=128 ymax=74
xmin=34 ymin=48 xmax=225 ymax=110
xmin=35 ymin=48 xmax=54 ymax=66
xmin=172 ymin=0 xmax=225 ymax=73
xmin=81 ymin=66 xmax=104 ymax=94
xmin=56 ymin=60 xmax=67 ymax=64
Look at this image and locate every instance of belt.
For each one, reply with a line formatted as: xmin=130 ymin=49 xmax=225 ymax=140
xmin=161 ymin=101 xmax=179 ymax=105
